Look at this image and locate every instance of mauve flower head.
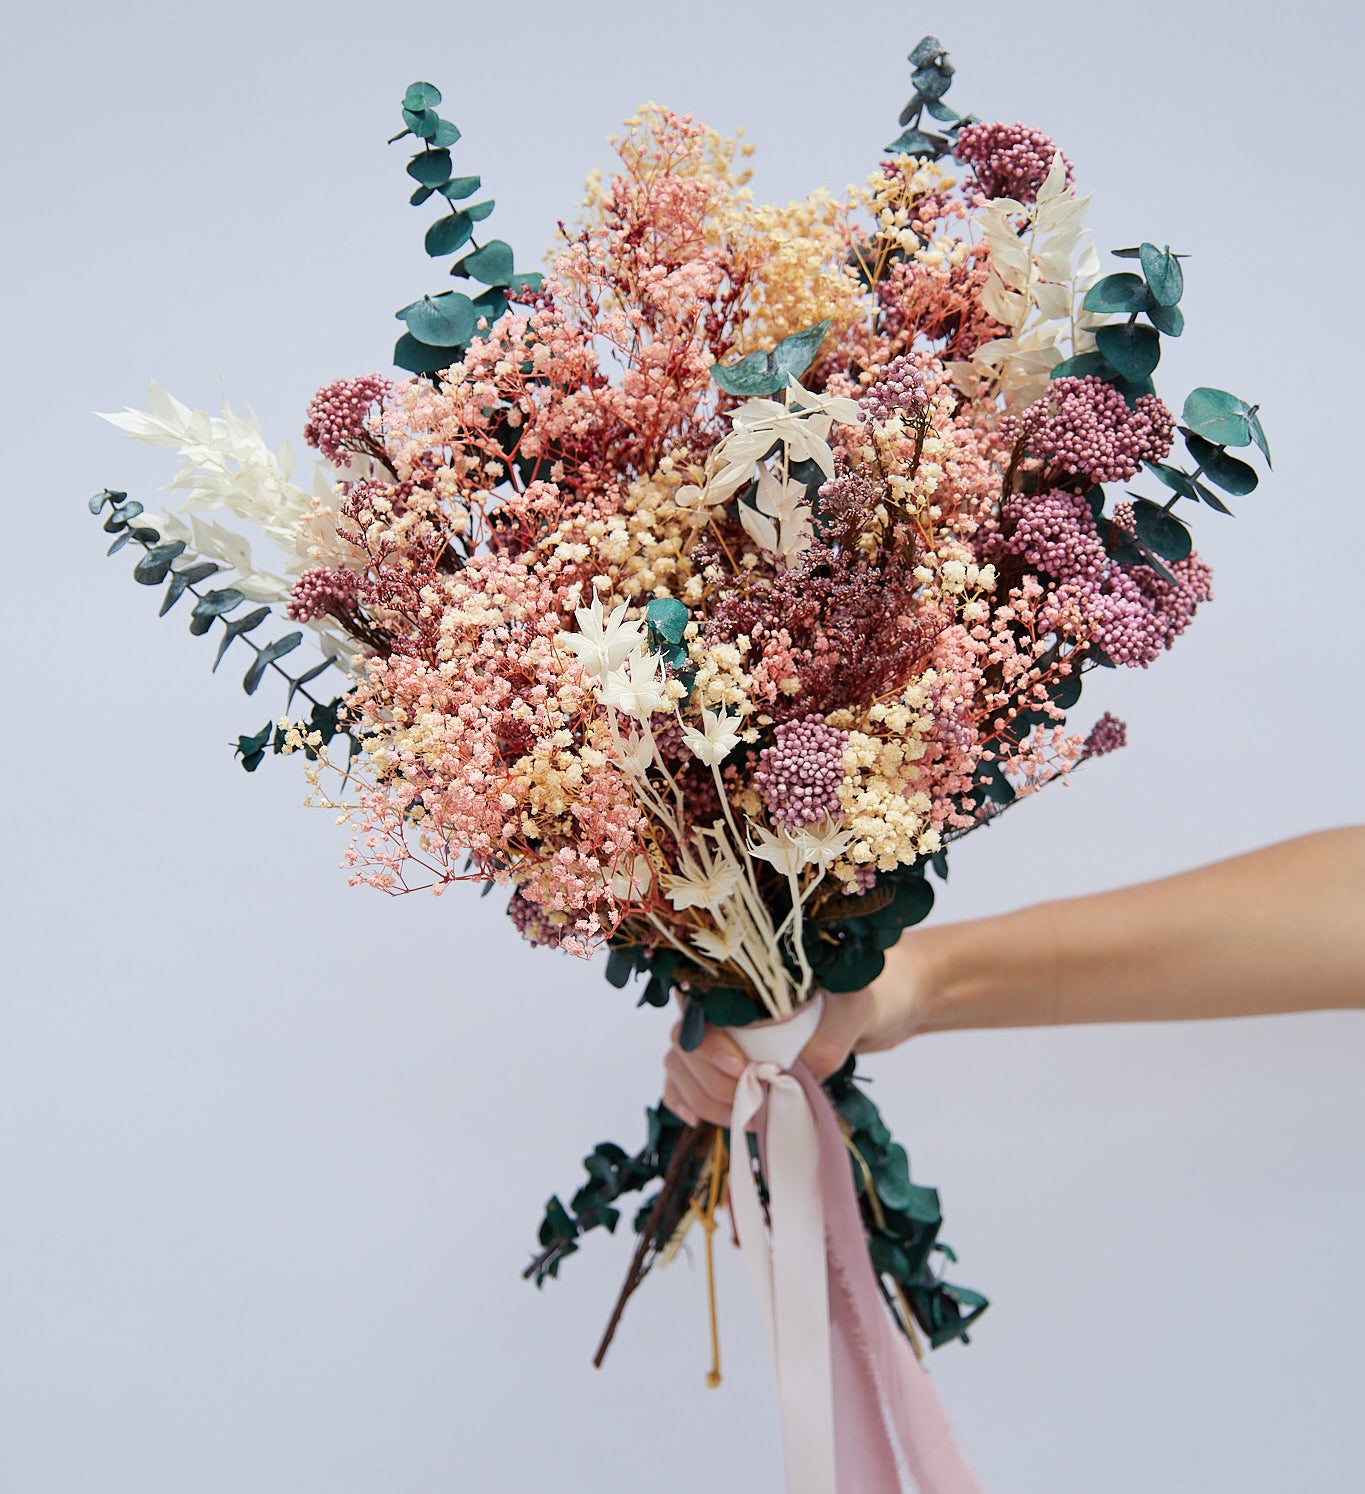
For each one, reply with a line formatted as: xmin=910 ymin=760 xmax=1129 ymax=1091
xmin=1082 ymin=712 xmax=1127 ymax=759
xmin=860 ymin=354 xmax=927 ymax=425
xmin=954 ymin=121 xmax=1073 ymax=206
xmin=303 ymin=373 xmax=392 ymax=465
xmin=287 ymin=566 xmax=361 ymax=623
xmin=1021 ymin=377 xmax=1174 ymax=486
xmin=754 ymin=714 xmax=849 ymax=830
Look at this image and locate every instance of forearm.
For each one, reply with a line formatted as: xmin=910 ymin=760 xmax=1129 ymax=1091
xmin=871 ymin=828 xmax=1365 ymax=1044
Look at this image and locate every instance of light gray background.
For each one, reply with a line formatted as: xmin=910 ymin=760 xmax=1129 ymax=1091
xmin=3 ymin=2 xmax=1361 ymax=1490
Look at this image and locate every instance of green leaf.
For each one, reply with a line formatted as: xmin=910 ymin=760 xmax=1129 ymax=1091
xmin=409 ymin=185 xmax=434 ymax=207
xmin=818 ymin=939 xmax=886 ymax=993
xmin=212 ymin=606 xmax=270 ymax=671
xmin=1082 ymin=273 xmax=1151 ymax=314
xmin=773 ymin=319 xmax=830 ymax=380
xmin=242 ymin=632 xmax=303 ymax=695
xmin=234 ymin=722 xmax=273 ymax=773
xmin=471 ymin=287 xmax=508 ymax=328
xmin=869 ymin=1236 xmax=912 ymax=1280
xmin=159 ymin=561 xmax=218 ymax=616
xmin=883 ymin=875 xmax=935 ymax=930
xmin=646 ymin=596 xmax=689 ymax=647
xmin=439 ymin=174 xmax=481 ymax=200
xmin=460 ymin=239 xmax=515 ymax=286
xmin=89 ymin=488 xmax=127 ymax=515
xmin=1182 ymin=431 xmax=1259 ymax=495
xmin=1181 ymin=387 xmax=1255 ymax=447
xmin=1049 ymin=350 xmax=1114 ymax=381
xmin=465 ymin=199 xmax=496 ymax=222
xmin=432 ymin=119 xmax=460 ymax=148
xmin=1111 ymin=375 xmax=1156 ymax=408
xmin=1139 ymin=242 xmax=1184 ymax=306
xmin=711 ymin=347 xmax=784 ymax=398
xmin=424 ymin=211 xmax=473 ymax=257
xmin=188 ymin=588 xmax=244 ymax=636
xmin=402 ymin=108 xmax=439 ymax=140
xmin=509 ymin=272 xmax=544 ymax=298
xmin=133 ymin=540 xmax=186 ymax=586
xmin=699 ymin=987 xmax=762 ymax=1027
xmin=924 ymin=99 xmax=959 ymax=123
xmin=1131 ymin=499 xmax=1192 ymax=562
xmin=911 ymin=61 xmax=954 ymax=100
xmin=1146 ymin=302 xmax=1184 ymax=337
xmin=1144 ymin=461 xmax=1200 ymax=501
xmin=403 ymin=82 xmax=443 ymax=111
xmin=884 ymin=127 xmax=941 ymax=157
xmin=873 ymin=1143 xmax=915 ymax=1211
xmin=638 ymin=975 xmax=670 ymax=1009
xmin=393 ymin=333 xmax=455 ymax=375
xmin=1094 ymin=322 xmax=1160 ymax=381
xmin=1110 ymin=246 xmax=1143 ymax=259
xmin=407 ymin=149 xmax=452 ymax=187
xmin=399 ymin=292 xmax=476 ymax=347
xmin=908 ymin=35 xmax=945 ymax=66
xmin=679 ymin=996 xmax=705 ymax=1053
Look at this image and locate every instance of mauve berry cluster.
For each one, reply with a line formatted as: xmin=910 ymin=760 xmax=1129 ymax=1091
xmin=859 ymin=354 xmax=927 ymax=425
xmin=754 ymin=715 xmax=849 ymax=830
xmin=506 ymin=888 xmax=565 ymax=950
xmin=1001 ymin=489 xmax=1107 ymax=586
xmin=954 ymin=121 xmax=1073 ymax=205
xmin=287 ymin=566 xmax=361 ymax=623
xmin=1082 ymin=712 xmax=1127 ymax=759
xmin=303 ymin=374 xmax=391 ymax=465
xmin=1021 ymin=377 xmax=1174 ymax=486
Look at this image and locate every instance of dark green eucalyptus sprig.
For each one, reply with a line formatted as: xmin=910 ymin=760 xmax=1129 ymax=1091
xmin=90 ymin=488 xmax=357 ymax=773
xmin=826 ymin=1060 xmax=986 ymax=1348
xmin=388 ymin=81 xmax=544 ymax=375
xmin=886 ymin=36 xmax=975 ymax=160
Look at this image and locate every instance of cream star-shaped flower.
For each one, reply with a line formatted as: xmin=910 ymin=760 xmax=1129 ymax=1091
xmin=680 ymin=709 xmax=744 ymax=768
xmin=559 ymin=595 xmax=648 ymax=681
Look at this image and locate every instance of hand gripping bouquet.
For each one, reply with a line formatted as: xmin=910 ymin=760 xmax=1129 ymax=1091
xmin=91 ymin=36 xmax=1271 ymax=1493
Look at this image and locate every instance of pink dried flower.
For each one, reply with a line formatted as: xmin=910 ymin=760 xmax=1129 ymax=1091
xmin=287 ymin=566 xmax=361 ymax=623
xmin=954 ymin=121 xmax=1073 ymax=205
xmin=860 ymin=354 xmax=927 ymax=424
xmin=1020 ymin=377 xmax=1175 ymax=486
xmin=754 ymin=715 xmax=849 ymax=830
xmin=1082 ymin=712 xmax=1127 ymax=758
xmin=304 ymin=374 xmax=392 ymax=465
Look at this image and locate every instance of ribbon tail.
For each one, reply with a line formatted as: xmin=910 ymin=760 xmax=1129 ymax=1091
xmin=793 ymin=1065 xmax=985 ymax=1494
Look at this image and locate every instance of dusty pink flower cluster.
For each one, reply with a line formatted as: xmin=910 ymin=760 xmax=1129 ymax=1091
xmin=287 ymin=566 xmax=361 ymax=623
xmin=859 ymin=354 xmax=927 ymax=424
xmin=303 ymin=374 xmax=392 ymax=465
xmin=754 ymin=716 xmax=850 ymax=829
xmin=954 ymin=121 xmax=1073 ymax=204
xmin=1018 ymin=377 xmax=1175 ymax=486
xmin=1082 ymin=712 xmax=1128 ymax=759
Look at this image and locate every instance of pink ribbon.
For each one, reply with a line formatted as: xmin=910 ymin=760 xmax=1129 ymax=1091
xmin=728 ymin=996 xmax=984 ymax=1494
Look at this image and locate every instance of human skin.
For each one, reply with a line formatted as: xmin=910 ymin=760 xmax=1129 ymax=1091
xmin=662 ymin=827 xmax=1365 ymax=1128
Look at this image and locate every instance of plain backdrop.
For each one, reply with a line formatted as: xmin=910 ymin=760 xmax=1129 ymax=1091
xmin=2 ymin=2 xmax=1361 ymax=1491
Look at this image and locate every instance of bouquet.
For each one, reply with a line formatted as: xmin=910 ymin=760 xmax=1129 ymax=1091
xmin=91 ymin=36 xmax=1270 ymax=1492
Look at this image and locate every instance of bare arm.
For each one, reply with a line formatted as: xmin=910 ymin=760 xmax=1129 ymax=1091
xmin=663 ymin=828 xmax=1365 ymax=1129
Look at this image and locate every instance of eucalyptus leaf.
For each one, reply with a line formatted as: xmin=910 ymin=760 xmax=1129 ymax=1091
xmin=424 ymin=211 xmax=473 ymax=257
xmin=159 ymin=561 xmax=218 ymax=615
xmin=133 ymin=541 xmax=186 ymax=586
xmin=646 ymin=596 xmax=689 ymax=646
xmin=1049 ymin=350 xmax=1115 ymax=381
xmin=911 ymin=62 xmax=953 ymax=100
xmin=1139 ymin=242 xmax=1184 ymax=306
xmin=1082 ymin=273 xmax=1151 ymax=314
xmin=432 ymin=119 xmax=461 ymax=148
xmin=885 ymin=127 xmax=941 ymax=157
xmin=908 ymin=36 xmax=945 ymax=66
xmin=402 ymin=108 xmax=438 ymax=140
xmin=679 ymin=996 xmax=705 ymax=1053
xmin=409 ymin=185 xmax=434 ymax=207
xmin=399 ymin=292 xmax=476 ymax=347
xmin=1131 ymin=499 xmax=1192 ymax=562
xmin=1094 ymin=322 xmax=1161 ymax=381
xmin=211 ymin=605 xmax=271 ymax=670
xmin=1182 ymin=431 xmax=1259 ymax=495
xmin=407 ymin=149 xmax=452 ymax=187
xmin=460 ymin=239 xmax=515 ymax=286
xmin=440 ymin=174 xmax=482 ymax=200
xmin=1181 ymin=387 xmax=1255 ymax=447
xmin=465 ymin=199 xmax=496 ymax=222
xmin=403 ymin=81 xmax=443 ymax=111
xmin=242 ymin=632 xmax=303 ymax=695
xmin=924 ymin=99 xmax=959 ymax=122
xmin=1146 ymin=302 xmax=1184 ymax=337
xmin=393 ymin=332 xmax=456 ymax=375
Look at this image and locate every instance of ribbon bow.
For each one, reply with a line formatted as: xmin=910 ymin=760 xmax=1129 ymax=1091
xmin=728 ymin=995 xmax=983 ymax=1494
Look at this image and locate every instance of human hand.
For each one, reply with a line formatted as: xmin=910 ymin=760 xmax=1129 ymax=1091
xmin=660 ymin=935 xmax=937 ymax=1127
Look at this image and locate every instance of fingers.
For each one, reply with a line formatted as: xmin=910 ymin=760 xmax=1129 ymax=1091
xmin=663 ymin=1019 xmax=747 ymax=1128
